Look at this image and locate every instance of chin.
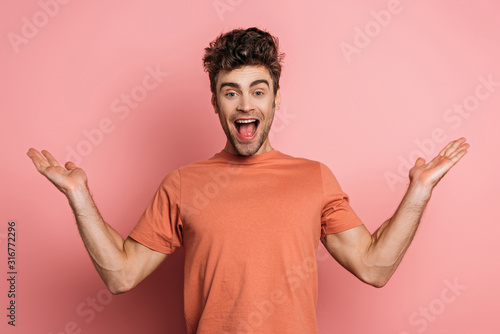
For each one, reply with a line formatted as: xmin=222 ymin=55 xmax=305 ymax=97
xmin=234 ymin=144 xmax=260 ymax=156
xmin=231 ymin=136 xmax=265 ymax=156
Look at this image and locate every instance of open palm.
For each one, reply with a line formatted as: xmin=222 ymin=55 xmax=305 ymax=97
xmin=409 ymin=137 xmax=469 ymax=189
xmin=27 ymin=148 xmax=88 ymax=195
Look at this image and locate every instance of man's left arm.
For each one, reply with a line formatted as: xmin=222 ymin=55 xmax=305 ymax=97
xmin=322 ymin=137 xmax=469 ymax=287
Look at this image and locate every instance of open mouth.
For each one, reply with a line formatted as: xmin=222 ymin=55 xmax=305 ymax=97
xmin=234 ymin=119 xmax=259 ymax=141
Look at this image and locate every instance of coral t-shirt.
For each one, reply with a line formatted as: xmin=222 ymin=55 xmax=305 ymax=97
xmin=129 ymin=149 xmax=363 ymax=333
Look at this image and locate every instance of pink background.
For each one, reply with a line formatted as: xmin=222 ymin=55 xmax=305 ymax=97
xmin=1 ymin=1 xmax=499 ymax=333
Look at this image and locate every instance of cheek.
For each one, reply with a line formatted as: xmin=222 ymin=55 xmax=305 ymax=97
xmin=262 ymin=99 xmax=276 ymax=113
xmin=217 ymin=108 xmax=233 ymax=129
xmin=218 ymin=100 xmax=236 ymax=114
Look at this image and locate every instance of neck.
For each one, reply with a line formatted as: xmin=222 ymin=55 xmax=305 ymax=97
xmin=224 ymin=138 xmax=273 ymax=156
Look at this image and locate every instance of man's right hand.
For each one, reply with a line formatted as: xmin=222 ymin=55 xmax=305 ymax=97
xmin=27 ymin=148 xmax=88 ymax=196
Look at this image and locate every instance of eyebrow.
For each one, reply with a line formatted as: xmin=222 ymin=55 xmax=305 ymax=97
xmin=219 ymin=79 xmax=270 ymax=91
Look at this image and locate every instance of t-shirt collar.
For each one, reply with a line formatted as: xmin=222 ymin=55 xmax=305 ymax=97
xmin=215 ymin=148 xmax=280 ymax=164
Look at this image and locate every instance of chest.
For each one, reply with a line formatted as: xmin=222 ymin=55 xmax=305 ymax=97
xmin=180 ymin=167 xmax=323 ymax=249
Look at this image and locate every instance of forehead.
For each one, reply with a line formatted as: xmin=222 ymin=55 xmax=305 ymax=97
xmin=216 ymin=65 xmax=272 ymax=88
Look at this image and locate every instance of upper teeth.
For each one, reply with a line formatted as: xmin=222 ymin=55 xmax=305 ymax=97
xmin=236 ymin=119 xmax=256 ymax=124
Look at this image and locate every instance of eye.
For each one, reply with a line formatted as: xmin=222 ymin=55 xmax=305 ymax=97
xmin=254 ymin=91 xmax=264 ymax=96
xmin=226 ymin=92 xmax=237 ymax=98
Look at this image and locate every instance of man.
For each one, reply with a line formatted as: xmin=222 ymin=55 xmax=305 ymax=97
xmin=27 ymin=27 xmax=469 ymax=333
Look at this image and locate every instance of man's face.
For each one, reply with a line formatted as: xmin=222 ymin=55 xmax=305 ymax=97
xmin=212 ymin=65 xmax=281 ymax=156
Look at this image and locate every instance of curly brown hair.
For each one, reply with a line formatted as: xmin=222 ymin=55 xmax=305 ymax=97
xmin=203 ymin=27 xmax=285 ymax=97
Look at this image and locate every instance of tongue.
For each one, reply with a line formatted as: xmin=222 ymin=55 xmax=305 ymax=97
xmin=239 ymin=122 xmax=256 ymax=137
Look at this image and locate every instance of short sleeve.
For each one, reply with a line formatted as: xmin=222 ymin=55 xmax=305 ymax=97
xmin=129 ymin=169 xmax=183 ymax=254
xmin=320 ymin=163 xmax=363 ymax=240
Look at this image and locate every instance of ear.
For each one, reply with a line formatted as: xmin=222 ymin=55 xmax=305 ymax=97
xmin=211 ymin=94 xmax=218 ymax=114
xmin=274 ymin=88 xmax=282 ymax=110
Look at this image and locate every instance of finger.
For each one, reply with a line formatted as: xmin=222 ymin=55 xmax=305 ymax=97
xmin=449 ymin=148 xmax=468 ymax=164
xmin=438 ymin=140 xmax=456 ymax=157
xmin=439 ymin=137 xmax=465 ymax=157
xmin=65 ymin=161 xmax=77 ymax=170
xmin=41 ymin=150 xmax=61 ymax=167
xmin=414 ymin=157 xmax=426 ymax=167
xmin=445 ymin=138 xmax=465 ymax=157
xmin=448 ymin=143 xmax=470 ymax=161
xmin=27 ymin=148 xmax=42 ymax=161
xmin=438 ymin=137 xmax=466 ymax=157
xmin=27 ymin=148 xmax=50 ymax=171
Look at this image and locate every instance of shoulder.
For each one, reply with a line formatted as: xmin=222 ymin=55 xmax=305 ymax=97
xmin=275 ymin=151 xmax=329 ymax=171
xmin=158 ymin=152 xmax=232 ymax=185
xmin=277 ymin=152 xmax=343 ymax=187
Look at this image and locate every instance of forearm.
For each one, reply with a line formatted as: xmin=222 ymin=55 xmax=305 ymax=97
xmin=66 ymin=184 xmax=128 ymax=289
xmin=366 ymin=181 xmax=432 ymax=281
xmin=323 ymin=138 xmax=468 ymax=288
xmin=27 ymin=148 xmax=164 ymax=294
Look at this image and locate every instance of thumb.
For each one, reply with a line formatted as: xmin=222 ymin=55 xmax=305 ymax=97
xmin=65 ymin=161 xmax=77 ymax=170
xmin=414 ymin=157 xmax=426 ymax=167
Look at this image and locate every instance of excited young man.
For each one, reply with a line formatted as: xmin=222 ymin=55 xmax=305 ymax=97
xmin=27 ymin=27 xmax=469 ymax=333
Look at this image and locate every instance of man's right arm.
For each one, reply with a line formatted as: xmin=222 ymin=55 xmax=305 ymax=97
xmin=27 ymin=148 xmax=166 ymax=294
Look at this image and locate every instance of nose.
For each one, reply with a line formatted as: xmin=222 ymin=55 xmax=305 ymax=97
xmin=237 ymin=93 xmax=254 ymax=113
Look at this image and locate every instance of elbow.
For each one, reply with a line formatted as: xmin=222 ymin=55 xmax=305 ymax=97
xmin=359 ymin=268 xmax=393 ymax=288
xmin=366 ymin=277 xmax=389 ymax=288
xmin=105 ymin=275 xmax=136 ymax=295
xmin=108 ymin=284 xmax=129 ymax=295
xmin=107 ymin=282 xmax=133 ymax=295
xmin=359 ymin=256 xmax=399 ymax=288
